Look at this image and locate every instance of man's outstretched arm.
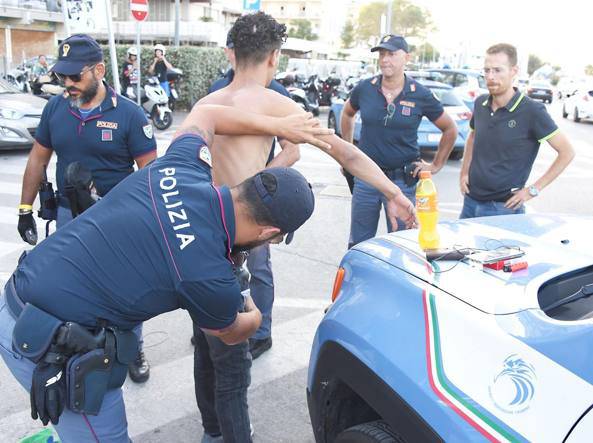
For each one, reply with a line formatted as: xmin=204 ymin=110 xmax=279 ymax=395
xmin=262 ymin=92 xmax=417 ymax=229
xmin=174 ymin=104 xmax=333 ymax=150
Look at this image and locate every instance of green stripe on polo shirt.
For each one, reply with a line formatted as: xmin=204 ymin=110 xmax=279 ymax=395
xmin=538 ymin=128 xmax=559 ymax=143
xmin=508 ymin=92 xmax=525 ymax=112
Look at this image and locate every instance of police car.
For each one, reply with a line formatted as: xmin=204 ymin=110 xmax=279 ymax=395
xmin=307 ymin=214 xmax=593 ymax=442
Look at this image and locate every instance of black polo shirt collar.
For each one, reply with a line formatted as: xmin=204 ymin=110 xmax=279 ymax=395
xmin=481 ymin=88 xmax=524 ymax=112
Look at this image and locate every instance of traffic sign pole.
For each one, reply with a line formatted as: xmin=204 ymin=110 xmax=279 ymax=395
xmin=104 ymin=0 xmax=120 ymax=94
xmin=136 ymin=21 xmax=141 ymax=106
xmin=130 ymin=0 xmax=149 ymax=106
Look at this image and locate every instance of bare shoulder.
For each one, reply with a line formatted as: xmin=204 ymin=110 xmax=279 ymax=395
xmin=236 ymin=85 xmax=299 ymax=116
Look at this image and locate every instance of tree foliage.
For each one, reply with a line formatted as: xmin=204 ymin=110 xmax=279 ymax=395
xmin=341 ymin=18 xmax=355 ymax=48
xmin=288 ymin=19 xmax=319 ymax=41
xmin=528 ymin=54 xmax=544 ymax=76
xmin=356 ymin=0 xmax=433 ymax=43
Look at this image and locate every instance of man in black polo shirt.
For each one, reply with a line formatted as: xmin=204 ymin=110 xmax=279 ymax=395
xmin=459 ymin=43 xmax=574 ymax=218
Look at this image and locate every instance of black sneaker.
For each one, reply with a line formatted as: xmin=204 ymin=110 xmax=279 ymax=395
xmin=128 ymin=351 xmax=150 ymax=383
xmin=249 ymin=337 xmax=272 ymax=360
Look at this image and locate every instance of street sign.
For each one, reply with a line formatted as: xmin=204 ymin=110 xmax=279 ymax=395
xmin=130 ymin=0 xmax=149 ymax=21
xmin=243 ymin=0 xmax=260 ymax=11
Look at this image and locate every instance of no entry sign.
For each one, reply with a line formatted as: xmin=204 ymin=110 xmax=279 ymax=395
xmin=130 ymin=0 xmax=149 ymax=21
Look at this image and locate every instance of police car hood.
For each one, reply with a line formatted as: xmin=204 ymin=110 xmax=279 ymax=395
xmin=353 ymin=214 xmax=593 ymax=315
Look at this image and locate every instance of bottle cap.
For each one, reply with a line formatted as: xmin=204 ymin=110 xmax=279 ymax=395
xmin=419 ymin=170 xmax=432 ymax=179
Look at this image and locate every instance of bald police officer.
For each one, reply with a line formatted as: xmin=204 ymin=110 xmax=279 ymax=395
xmin=17 ymin=34 xmax=157 ymax=383
xmin=0 ymin=104 xmax=326 ymax=442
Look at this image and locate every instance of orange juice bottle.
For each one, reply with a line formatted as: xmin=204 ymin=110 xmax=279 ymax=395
xmin=416 ymin=171 xmax=440 ymax=250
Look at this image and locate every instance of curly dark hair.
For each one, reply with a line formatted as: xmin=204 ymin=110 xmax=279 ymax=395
xmin=229 ymin=12 xmax=287 ymax=67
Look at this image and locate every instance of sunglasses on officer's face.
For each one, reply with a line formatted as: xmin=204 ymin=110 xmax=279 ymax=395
xmin=55 ymin=64 xmax=97 ymax=83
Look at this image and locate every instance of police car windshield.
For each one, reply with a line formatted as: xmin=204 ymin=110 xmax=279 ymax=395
xmin=0 ymin=79 xmax=20 ymax=93
xmin=429 ymin=87 xmax=464 ymax=107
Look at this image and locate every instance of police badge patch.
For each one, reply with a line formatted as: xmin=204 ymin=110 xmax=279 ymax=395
xmin=199 ymin=146 xmax=212 ymax=167
xmin=143 ymin=124 xmax=153 ymax=139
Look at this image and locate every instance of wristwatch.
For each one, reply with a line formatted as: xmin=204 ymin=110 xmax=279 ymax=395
xmin=527 ymin=185 xmax=539 ymax=197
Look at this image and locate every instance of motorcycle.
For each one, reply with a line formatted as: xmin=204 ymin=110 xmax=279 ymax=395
xmin=4 ymin=67 xmax=30 ymax=93
xmin=30 ymin=73 xmax=65 ymax=100
xmin=276 ymin=71 xmax=319 ymax=116
xmin=127 ymin=76 xmax=173 ymax=130
xmin=318 ymin=74 xmax=341 ymax=106
xmin=166 ymin=68 xmax=183 ymax=111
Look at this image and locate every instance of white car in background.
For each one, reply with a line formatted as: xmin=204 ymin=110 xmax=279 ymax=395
xmin=562 ymin=85 xmax=593 ymax=123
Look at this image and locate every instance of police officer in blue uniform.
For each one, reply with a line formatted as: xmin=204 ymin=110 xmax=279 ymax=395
xmin=341 ymin=35 xmax=458 ymax=248
xmin=0 ymin=104 xmax=322 ymax=442
xmin=16 ymin=34 xmax=157 ymax=383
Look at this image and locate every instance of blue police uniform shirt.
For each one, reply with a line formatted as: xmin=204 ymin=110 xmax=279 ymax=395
xmin=349 ymin=74 xmax=444 ymax=169
xmin=14 ymin=134 xmax=242 ymax=331
xmin=209 ymin=69 xmax=290 ymax=165
xmin=34 ymin=84 xmax=157 ymax=199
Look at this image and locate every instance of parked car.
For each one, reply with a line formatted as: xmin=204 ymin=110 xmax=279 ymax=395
xmin=515 ymin=77 xmax=530 ymax=92
xmin=328 ymin=79 xmax=470 ymax=160
xmin=308 ymin=213 xmax=593 ymax=442
xmin=556 ymin=77 xmax=585 ymax=99
xmin=422 ymin=69 xmax=487 ymax=109
xmin=527 ymin=81 xmax=553 ymax=103
xmin=562 ymin=85 xmax=593 ymax=122
xmin=0 ymin=78 xmax=46 ymax=150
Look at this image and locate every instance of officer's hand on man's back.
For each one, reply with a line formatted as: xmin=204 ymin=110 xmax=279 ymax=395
xmin=18 ymin=212 xmax=38 ymax=245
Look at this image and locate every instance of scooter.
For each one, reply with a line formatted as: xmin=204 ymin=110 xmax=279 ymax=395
xmin=4 ymin=67 xmax=30 ymax=93
xmin=127 ymin=77 xmax=173 ymax=130
xmin=30 ymin=73 xmax=65 ymax=100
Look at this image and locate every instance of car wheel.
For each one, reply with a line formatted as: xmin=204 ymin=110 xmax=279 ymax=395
xmin=574 ymin=107 xmax=581 ymax=123
xmin=562 ymin=105 xmax=568 ymax=118
xmin=449 ymin=150 xmax=463 ymax=161
xmin=328 ymin=111 xmax=337 ymax=131
xmin=335 ymin=420 xmax=404 ymax=443
xmin=548 ymin=97 xmax=553 ymax=104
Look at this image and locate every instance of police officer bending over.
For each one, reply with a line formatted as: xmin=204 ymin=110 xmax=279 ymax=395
xmin=0 ymin=105 xmax=327 ymax=441
xmin=17 ymin=34 xmax=157 ymax=383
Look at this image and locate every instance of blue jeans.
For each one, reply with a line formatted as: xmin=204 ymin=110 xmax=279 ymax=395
xmin=349 ymin=175 xmax=416 ymax=248
xmin=459 ymin=194 xmax=525 ymax=219
xmin=0 ymin=290 xmax=131 ymax=442
xmin=193 ymin=325 xmax=252 ymax=443
xmin=57 ymin=205 xmax=144 ymax=352
xmin=160 ymin=81 xmax=171 ymax=97
xmin=247 ymin=243 xmax=274 ymax=340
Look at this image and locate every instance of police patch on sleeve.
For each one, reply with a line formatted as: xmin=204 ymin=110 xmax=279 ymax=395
xmin=199 ymin=146 xmax=212 ymax=167
xmin=143 ymin=124 xmax=153 ymax=139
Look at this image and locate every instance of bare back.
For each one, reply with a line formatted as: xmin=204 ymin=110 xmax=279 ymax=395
xmin=199 ymin=85 xmax=286 ymax=187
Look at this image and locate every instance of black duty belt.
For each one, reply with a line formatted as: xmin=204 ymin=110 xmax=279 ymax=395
xmin=4 ymin=274 xmax=24 ymax=319
xmin=380 ymin=168 xmax=406 ymax=180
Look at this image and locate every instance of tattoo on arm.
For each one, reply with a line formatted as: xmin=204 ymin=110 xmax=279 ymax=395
xmin=178 ymin=125 xmax=215 ymax=147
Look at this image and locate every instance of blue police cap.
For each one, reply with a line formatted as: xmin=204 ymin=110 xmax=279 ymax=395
xmin=371 ymin=34 xmax=409 ymax=53
xmin=52 ymin=34 xmax=104 ymax=75
xmin=253 ymin=167 xmax=314 ymax=245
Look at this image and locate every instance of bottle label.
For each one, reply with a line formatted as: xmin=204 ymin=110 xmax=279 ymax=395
xmin=416 ymin=196 xmax=438 ymax=212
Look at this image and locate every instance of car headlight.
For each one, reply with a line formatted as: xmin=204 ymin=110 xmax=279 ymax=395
xmin=0 ymin=108 xmax=24 ymax=120
xmin=0 ymin=126 xmax=26 ymax=140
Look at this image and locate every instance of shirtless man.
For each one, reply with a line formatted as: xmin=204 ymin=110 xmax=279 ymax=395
xmin=182 ymin=12 xmax=417 ymax=443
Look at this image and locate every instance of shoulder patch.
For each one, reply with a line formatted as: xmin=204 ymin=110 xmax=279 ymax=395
xmin=143 ymin=124 xmax=153 ymax=139
xmin=199 ymin=145 xmax=212 ymax=167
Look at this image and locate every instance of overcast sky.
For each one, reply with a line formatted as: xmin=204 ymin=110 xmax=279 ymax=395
xmin=408 ymin=0 xmax=591 ymax=75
